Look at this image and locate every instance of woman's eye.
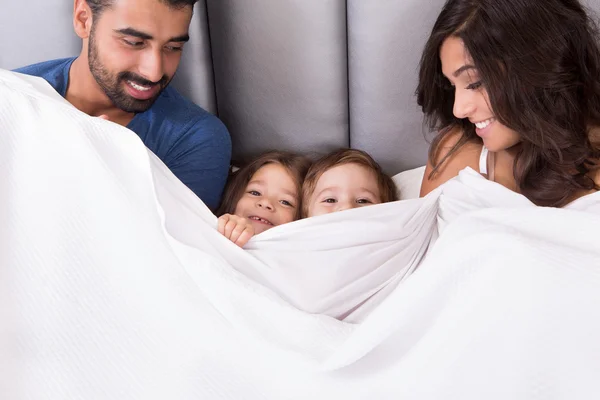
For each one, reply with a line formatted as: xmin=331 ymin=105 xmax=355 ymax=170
xmin=248 ymin=190 xmax=261 ymax=196
xmin=323 ymin=198 xmax=336 ymax=203
xmin=466 ymin=81 xmax=482 ymax=90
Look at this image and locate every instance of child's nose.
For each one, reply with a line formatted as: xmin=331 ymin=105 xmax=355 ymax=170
xmin=337 ymin=200 xmax=354 ymax=212
xmin=257 ymin=197 xmax=274 ymax=210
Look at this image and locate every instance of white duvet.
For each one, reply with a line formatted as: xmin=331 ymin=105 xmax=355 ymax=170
xmin=2 ymin=69 xmax=600 ymax=400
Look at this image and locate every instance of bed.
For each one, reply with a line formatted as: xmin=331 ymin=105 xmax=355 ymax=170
xmin=2 ymin=2 xmax=600 ymax=399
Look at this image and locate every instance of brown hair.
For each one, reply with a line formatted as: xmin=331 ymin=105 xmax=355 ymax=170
xmin=301 ymin=148 xmax=398 ymax=217
xmin=216 ymin=151 xmax=311 ymax=219
xmin=416 ymin=0 xmax=600 ymax=207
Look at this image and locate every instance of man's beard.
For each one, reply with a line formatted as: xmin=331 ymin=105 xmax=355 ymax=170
xmin=88 ymin=29 xmax=170 ymax=113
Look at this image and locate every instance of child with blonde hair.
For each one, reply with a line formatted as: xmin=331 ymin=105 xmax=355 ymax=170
xmin=302 ymin=148 xmax=398 ymax=217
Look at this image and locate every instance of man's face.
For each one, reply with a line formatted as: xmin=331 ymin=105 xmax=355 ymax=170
xmin=88 ymin=0 xmax=193 ymax=113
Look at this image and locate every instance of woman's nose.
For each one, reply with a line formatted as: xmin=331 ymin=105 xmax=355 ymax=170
xmin=453 ymin=89 xmax=476 ymax=119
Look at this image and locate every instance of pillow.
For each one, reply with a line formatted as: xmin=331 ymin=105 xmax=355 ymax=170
xmin=392 ymin=166 xmax=425 ymax=200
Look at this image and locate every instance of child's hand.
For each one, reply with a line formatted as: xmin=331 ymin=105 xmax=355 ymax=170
xmin=217 ymin=214 xmax=255 ymax=248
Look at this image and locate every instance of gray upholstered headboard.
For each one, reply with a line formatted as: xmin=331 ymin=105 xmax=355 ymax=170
xmin=4 ymin=0 xmax=598 ymax=174
xmin=202 ymin=0 xmax=442 ymax=174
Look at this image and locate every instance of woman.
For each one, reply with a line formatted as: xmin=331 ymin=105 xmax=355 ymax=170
xmin=417 ymin=0 xmax=600 ymax=207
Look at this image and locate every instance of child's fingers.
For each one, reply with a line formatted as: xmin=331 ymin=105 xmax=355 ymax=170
xmin=217 ymin=214 xmax=230 ymax=235
xmin=223 ymin=219 xmax=241 ymax=239
xmin=230 ymin=223 xmax=253 ymax=247
xmin=228 ymin=219 xmax=251 ymax=244
xmin=235 ymin=228 xmax=254 ymax=248
xmin=218 ymin=215 xmax=254 ymax=246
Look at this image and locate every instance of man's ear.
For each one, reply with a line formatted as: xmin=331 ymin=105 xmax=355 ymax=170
xmin=73 ymin=0 xmax=93 ymax=39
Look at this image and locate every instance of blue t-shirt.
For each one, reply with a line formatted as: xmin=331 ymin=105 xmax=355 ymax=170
xmin=14 ymin=57 xmax=231 ymax=211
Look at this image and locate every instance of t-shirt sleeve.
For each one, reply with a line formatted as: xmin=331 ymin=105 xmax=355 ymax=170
xmin=165 ymin=116 xmax=232 ymax=211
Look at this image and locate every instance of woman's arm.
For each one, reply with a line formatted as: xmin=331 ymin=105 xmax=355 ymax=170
xmin=420 ymin=130 xmax=482 ymax=197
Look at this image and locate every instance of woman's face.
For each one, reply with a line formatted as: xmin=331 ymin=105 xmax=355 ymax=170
xmin=439 ymin=36 xmax=521 ymax=152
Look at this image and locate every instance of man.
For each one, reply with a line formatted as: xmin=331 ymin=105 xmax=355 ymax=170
xmin=14 ymin=0 xmax=231 ymax=210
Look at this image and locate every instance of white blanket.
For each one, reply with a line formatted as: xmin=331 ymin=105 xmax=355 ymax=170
xmin=2 ymin=69 xmax=600 ymax=399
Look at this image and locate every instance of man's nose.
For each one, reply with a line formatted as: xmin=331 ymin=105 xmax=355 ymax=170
xmin=138 ymin=49 xmax=164 ymax=83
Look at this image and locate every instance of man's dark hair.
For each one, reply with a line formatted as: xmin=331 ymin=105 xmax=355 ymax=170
xmin=86 ymin=0 xmax=198 ymax=17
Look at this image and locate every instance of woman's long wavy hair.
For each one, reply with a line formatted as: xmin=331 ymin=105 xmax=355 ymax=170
xmin=416 ymin=0 xmax=600 ymax=206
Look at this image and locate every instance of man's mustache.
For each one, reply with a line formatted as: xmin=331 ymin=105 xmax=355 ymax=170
xmin=118 ymin=72 xmax=168 ymax=88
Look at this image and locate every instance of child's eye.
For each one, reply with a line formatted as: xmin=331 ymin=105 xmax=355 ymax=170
xmin=280 ymin=200 xmax=295 ymax=207
xmin=356 ymin=198 xmax=373 ymax=204
xmin=323 ymin=198 xmax=336 ymax=203
xmin=248 ymin=190 xmax=261 ymax=196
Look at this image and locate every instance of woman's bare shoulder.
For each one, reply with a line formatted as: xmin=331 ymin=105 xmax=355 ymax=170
xmin=419 ymin=129 xmax=482 ymax=197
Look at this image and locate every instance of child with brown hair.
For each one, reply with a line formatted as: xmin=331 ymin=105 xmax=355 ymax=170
xmin=302 ymin=148 xmax=398 ymax=217
xmin=216 ymin=151 xmax=311 ymax=247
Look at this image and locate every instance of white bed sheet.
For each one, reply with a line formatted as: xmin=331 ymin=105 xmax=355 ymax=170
xmin=3 ymin=69 xmax=600 ymax=400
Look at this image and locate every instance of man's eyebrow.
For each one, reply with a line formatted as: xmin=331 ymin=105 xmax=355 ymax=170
xmin=453 ymin=64 xmax=476 ymax=78
xmin=114 ymin=28 xmax=190 ymax=43
xmin=169 ymin=33 xmax=190 ymax=43
xmin=115 ymin=28 xmax=153 ymax=40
